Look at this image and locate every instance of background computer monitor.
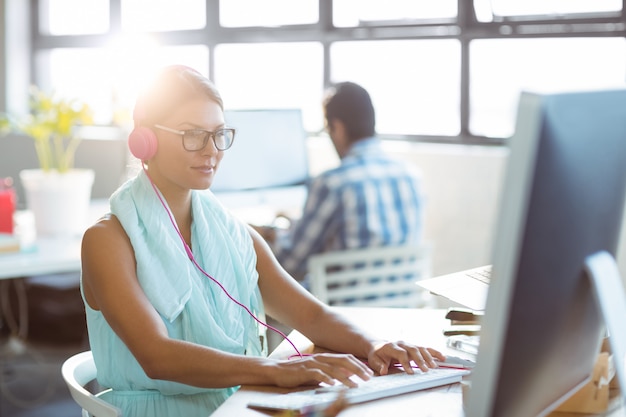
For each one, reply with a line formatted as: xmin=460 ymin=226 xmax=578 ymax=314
xmin=211 ymin=108 xmax=309 ymax=192
xmin=465 ymin=88 xmax=626 ymax=417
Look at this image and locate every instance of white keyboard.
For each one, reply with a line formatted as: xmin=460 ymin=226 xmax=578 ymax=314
xmin=464 ymin=265 xmax=492 ymax=284
xmin=247 ymin=368 xmax=470 ymax=413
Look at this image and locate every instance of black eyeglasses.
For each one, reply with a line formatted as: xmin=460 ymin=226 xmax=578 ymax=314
xmin=154 ymin=124 xmax=235 ymax=151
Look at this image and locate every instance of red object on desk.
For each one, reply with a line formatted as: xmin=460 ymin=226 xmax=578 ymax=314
xmin=0 ymin=178 xmax=16 ymax=234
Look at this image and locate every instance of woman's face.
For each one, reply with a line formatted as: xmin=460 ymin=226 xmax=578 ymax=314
xmin=150 ymin=96 xmax=226 ymax=192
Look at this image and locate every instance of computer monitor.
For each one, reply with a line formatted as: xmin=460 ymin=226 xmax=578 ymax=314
xmin=465 ymin=87 xmax=626 ymax=417
xmin=211 ymin=108 xmax=309 ymax=192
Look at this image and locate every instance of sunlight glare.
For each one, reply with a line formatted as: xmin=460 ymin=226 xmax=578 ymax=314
xmin=105 ymin=34 xmax=162 ymax=125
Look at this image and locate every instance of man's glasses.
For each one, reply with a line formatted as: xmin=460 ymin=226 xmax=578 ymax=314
xmin=154 ymin=124 xmax=235 ymax=151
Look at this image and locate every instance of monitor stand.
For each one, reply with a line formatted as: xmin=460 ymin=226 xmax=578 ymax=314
xmin=585 ymin=250 xmax=626 ymax=406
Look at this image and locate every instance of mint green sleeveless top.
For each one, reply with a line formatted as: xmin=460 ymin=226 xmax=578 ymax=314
xmin=82 ymin=172 xmax=266 ymax=417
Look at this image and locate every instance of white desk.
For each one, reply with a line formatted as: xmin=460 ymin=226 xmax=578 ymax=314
xmin=0 ymin=237 xmax=82 ymax=280
xmin=214 ymin=185 xmax=306 ymax=226
xmin=212 ymin=308 xmax=625 ymax=417
xmin=212 ymin=308 xmax=471 ymax=417
xmin=0 ymin=199 xmax=109 ymax=280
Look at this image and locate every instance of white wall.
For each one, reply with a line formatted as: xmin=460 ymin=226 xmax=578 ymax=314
xmin=307 ymin=137 xmax=626 ymax=284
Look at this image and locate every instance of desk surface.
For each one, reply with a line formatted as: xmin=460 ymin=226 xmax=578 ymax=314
xmin=216 ymin=185 xmax=305 ymax=226
xmin=212 ymin=308 xmax=469 ymax=417
xmin=0 ymin=199 xmax=109 ymax=280
xmin=0 ymin=236 xmax=83 ymax=279
xmin=212 ymin=307 xmax=625 ymax=417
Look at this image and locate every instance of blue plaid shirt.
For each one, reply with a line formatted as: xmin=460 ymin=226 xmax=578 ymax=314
xmin=273 ymin=137 xmax=423 ymax=280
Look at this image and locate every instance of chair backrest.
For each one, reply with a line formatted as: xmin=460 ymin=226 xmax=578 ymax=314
xmin=61 ymin=351 xmax=122 ymax=417
xmin=307 ymin=243 xmax=433 ymax=308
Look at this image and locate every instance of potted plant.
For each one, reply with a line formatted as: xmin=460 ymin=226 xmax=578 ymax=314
xmin=0 ymin=86 xmax=95 ymax=237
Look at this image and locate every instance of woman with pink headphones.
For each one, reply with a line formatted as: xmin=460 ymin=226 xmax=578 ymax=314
xmin=80 ymin=65 xmax=444 ymax=416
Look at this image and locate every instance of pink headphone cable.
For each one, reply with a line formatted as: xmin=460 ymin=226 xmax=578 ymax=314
xmin=143 ymin=167 xmax=305 ymax=359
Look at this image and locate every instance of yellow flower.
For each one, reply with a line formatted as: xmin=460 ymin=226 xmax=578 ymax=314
xmin=0 ymin=86 xmax=93 ymax=173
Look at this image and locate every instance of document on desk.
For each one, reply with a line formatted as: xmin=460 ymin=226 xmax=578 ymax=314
xmin=417 ymin=265 xmax=491 ymax=311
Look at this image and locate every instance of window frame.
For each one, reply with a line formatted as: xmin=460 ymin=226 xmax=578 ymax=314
xmin=27 ymin=0 xmax=626 ymax=146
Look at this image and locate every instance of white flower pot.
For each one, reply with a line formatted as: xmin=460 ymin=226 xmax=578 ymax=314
xmin=19 ymin=169 xmax=95 ymax=237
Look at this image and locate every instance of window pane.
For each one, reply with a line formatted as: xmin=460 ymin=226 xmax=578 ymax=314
xmin=109 ymin=42 xmax=209 ymax=124
xmin=39 ymin=0 xmax=109 ymax=35
xmin=333 ymin=0 xmax=457 ymax=27
xmin=475 ymin=0 xmax=621 ymax=22
xmin=220 ymin=0 xmax=318 ymax=27
xmin=214 ymin=43 xmax=323 ymax=132
xmin=331 ymin=40 xmax=461 ymax=136
xmin=37 ymin=44 xmax=209 ymax=125
xmin=121 ymin=0 xmax=205 ymax=32
xmin=470 ymin=38 xmax=626 ymax=138
xmin=36 ymin=48 xmax=113 ymax=124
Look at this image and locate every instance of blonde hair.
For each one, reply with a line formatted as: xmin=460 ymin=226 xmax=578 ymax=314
xmin=133 ymin=65 xmax=223 ymax=128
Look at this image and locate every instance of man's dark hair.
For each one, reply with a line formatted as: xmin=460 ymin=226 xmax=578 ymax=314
xmin=324 ymin=82 xmax=376 ymax=142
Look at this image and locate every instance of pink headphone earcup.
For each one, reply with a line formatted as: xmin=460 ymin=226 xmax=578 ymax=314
xmin=128 ymin=127 xmax=158 ymax=160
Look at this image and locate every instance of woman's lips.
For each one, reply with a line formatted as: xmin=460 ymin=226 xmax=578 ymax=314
xmin=194 ymin=165 xmax=215 ymax=174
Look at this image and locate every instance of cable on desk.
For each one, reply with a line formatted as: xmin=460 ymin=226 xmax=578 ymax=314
xmin=0 ymin=278 xmax=56 ymax=408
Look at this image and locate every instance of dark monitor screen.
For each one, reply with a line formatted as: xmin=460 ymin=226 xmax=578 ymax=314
xmin=211 ymin=108 xmax=309 ymax=192
xmin=465 ymin=88 xmax=626 ymax=417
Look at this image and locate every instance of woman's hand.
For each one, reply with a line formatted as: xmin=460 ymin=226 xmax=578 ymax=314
xmin=272 ymin=353 xmax=374 ymax=388
xmin=366 ymin=341 xmax=446 ymax=375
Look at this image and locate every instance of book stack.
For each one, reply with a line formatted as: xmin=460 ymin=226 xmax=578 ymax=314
xmin=0 ymin=233 xmax=20 ymax=254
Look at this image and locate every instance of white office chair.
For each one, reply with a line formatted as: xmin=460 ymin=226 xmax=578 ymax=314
xmin=61 ymin=350 xmax=122 ymax=417
xmin=307 ymin=243 xmax=434 ymax=308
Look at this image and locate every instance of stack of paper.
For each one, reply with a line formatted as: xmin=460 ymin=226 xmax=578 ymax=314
xmin=0 ymin=233 xmax=20 ymax=254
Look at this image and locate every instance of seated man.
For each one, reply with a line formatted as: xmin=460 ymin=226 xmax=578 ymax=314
xmin=257 ymin=82 xmax=424 ymax=283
